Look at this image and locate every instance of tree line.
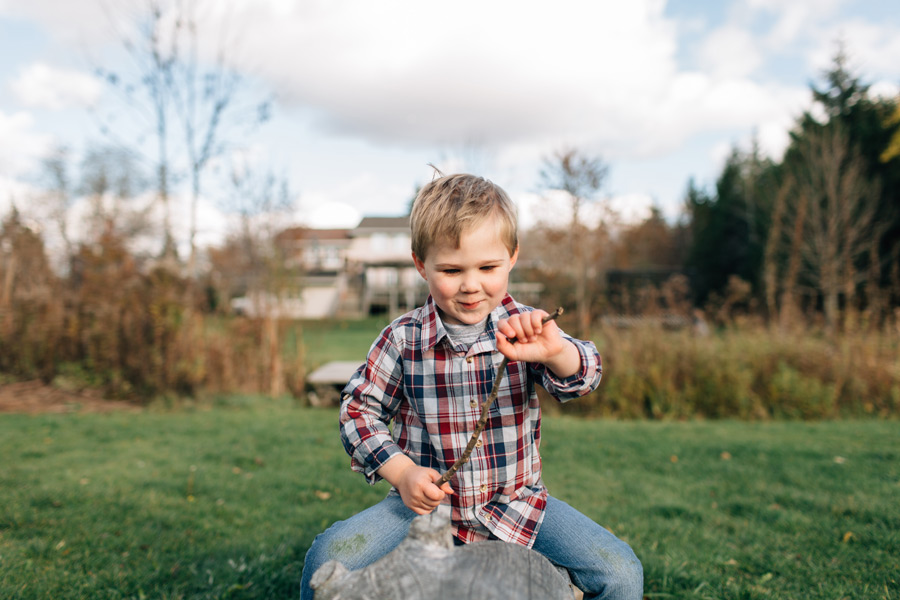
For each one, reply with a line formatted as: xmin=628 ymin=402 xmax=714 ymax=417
xmin=1 ymin=22 xmax=898 ymax=403
xmin=687 ymin=49 xmax=899 ymax=334
xmin=528 ymin=48 xmax=899 ymax=337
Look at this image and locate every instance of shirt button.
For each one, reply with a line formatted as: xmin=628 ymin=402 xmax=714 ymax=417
xmin=484 ymin=513 xmax=492 ymax=521
xmin=466 ymin=356 xmax=473 ymax=364
xmin=469 ymin=400 xmax=477 ymax=408
xmin=480 ymin=484 xmax=487 ymax=493
xmin=475 ymin=439 xmax=483 ymax=448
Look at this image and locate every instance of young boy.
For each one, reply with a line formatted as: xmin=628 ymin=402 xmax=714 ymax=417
xmin=300 ymin=174 xmax=642 ymax=600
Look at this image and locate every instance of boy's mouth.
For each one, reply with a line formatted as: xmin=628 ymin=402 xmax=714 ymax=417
xmin=459 ymin=300 xmax=482 ymax=310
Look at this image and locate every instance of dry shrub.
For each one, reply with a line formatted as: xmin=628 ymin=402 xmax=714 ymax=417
xmin=0 ymin=212 xmax=63 ymax=380
xmin=581 ymin=322 xmax=899 ymax=420
xmin=0 ymin=222 xmax=305 ymax=402
xmin=567 ymin=272 xmax=900 ymax=420
xmin=201 ymin=316 xmax=305 ymax=398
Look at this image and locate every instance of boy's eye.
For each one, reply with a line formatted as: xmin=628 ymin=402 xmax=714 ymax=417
xmin=442 ymin=269 xmax=460 ymax=274
xmin=480 ymin=266 xmax=497 ymax=272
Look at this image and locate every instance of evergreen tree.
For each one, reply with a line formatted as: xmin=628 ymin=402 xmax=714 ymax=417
xmin=786 ymin=44 xmax=900 ymax=316
xmin=684 ymin=145 xmax=777 ymax=305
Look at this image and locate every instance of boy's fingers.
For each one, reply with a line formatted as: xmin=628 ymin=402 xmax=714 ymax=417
xmin=423 ymin=472 xmax=446 ymax=501
xmin=423 ymin=485 xmax=444 ymax=501
xmin=531 ymin=310 xmax=547 ymax=335
xmin=497 ymin=319 xmax=516 ymax=340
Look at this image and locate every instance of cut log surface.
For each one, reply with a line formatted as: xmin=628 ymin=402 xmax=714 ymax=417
xmin=311 ymin=510 xmax=576 ymax=599
xmin=306 ymin=361 xmax=363 ymax=407
xmin=306 ymin=361 xmax=364 ymax=385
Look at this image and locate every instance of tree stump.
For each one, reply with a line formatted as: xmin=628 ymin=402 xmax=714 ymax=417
xmin=311 ymin=509 xmax=576 ymax=599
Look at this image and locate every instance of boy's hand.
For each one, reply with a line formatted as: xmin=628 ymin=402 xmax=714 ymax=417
xmin=497 ymin=310 xmax=581 ymax=378
xmin=497 ymin=310 xmax=565 ymax=362
xmin=377 ymin=454 xmax=453 ymax=515
xmin=395 ymin=464 xmax=454 ymax=515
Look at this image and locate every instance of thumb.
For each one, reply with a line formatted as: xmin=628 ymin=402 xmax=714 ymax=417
xmin=495 ymin=332 xmax=517 ymax=359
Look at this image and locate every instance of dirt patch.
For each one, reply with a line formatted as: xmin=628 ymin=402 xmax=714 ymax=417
xmin=0 ymin=380 xmax=142 ymax=414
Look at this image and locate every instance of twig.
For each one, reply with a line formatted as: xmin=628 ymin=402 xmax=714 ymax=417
xmin=436 ymin=307 xmax=563 ymax=487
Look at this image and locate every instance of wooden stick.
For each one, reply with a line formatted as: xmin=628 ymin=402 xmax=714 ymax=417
xmin=436 ymin=307 xmax=563 ymax=487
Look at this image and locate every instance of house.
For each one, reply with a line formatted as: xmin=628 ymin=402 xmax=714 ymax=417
xmin=232 ymin=227 xmax=353 ymax=319
xmin=276 ymin=227 xmax=352 ymax=274
xmin=344 ymin=216 xmax=427 ymax=316
xmin=232 ymin=216 xmax=540 ymax=319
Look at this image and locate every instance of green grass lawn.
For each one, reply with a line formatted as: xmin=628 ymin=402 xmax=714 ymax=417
xmin=0 ymin=406 xmax=897 ymax=599
xmin=297 ymin=317 xmax=390 ymax=370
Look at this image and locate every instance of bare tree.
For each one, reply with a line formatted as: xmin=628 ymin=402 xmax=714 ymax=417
xmin=761 ymin=174 xmax=792 ymax=322
xmin=216 ymin=157 xmax=296 ymax=304
xmin=39 ymin=147 xmax=76 ymax=265
xmin=79 ymin=146 xmax=152 ymax=239
xmin=166 ymin=0 xmax=271 ymax=278
xmin=788 ymin=123 xmax=883 ymax=332
xmin=95 ymin=0 xmax=270 ymax=270
xmin=95 ymin=0 xmax=177 ymax=260
xmin=538 ymin=148 xmax=610 ymax=336
xmin=779 ymin=180 xmax=809 ymax=329
xmin=208 ymin=158 xmax=297 ymax=396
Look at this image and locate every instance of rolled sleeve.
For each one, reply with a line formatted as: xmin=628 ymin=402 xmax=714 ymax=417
xmin=340 ymin=401 xmax=404 ymax=484
xmin=531 ymin=334 xmax=602 ymax=401
xmin=339 ymin=330 xmax=407 ymax=484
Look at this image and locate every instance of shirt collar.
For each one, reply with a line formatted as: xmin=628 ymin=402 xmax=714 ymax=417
xmin=419 ymin=296 xmax=445 ymax=351
xmin=419 ymin=294 xmax=522 ymax=352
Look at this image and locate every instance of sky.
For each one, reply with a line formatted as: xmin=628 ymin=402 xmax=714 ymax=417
xmin=1 ymin=0 xmax=899 ymax=254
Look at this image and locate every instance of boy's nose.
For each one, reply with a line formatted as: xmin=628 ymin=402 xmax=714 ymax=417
xmin=460 ymin=272 xmax=479 ymax=292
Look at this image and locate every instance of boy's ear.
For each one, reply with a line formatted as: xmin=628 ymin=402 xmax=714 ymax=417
xmin=412 ymin=252 xmax=427 ymax=279
xmin=509 ymin=246 xmax=519 ymax=269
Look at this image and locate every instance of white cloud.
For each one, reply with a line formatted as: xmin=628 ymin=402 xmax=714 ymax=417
xmin=304 ymin=201 xmax=362 ymax=229
xmin=515 ymin=188 xmax=654 ymax=231
xmin=870 ymin=81 xmax=899 ymax=100
xmin=606 ymin=192 xmax=657 ymax=225
xmin=710 ymin=140 xmax=737 ymax=173
xmin=744 ymin=0 xmax=843 ymax=47
xmin=0 ymin=0 xmax=142 ymax=44
xmin=698 ymin=27 xmax=763 ymax=79
xmin=756 ymin=117 xmax=794 ymax=160
xmin=0 ymin=110 xmax=54 ymax=176
xmin=223 ymin=1 xmax=683 ymax=153
xmin=296 ymin=171 xmax=412 ymax=226
xmin=11 ymin=63 xmax=102 ymax=110
xmin=808 ymin=19 xmax=900 ymax=82
xmin=649 ymin=73 xmax=808 ymax=161
xmin=3 ymin=0 xmax=870 ymax=170
xmin=57 ymin=188 xmax=232 ymax=260
xmin=0 ymin=176 xmax=36 ymax=215
xmin=202 ymin=0 xmax=821 ymax=169
xmin=4 ymin=0 xmax=898 ymax=234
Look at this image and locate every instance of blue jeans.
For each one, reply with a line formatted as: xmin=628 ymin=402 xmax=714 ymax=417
xmin=300 ymin=494 xmax=642 ymax=599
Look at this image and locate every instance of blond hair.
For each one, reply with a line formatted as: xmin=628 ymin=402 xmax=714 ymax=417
xmin=410 ymin=173 xmax=518 ymax=260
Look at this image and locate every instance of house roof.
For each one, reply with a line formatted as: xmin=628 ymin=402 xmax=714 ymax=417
xmin=276 ymin=227 xmax=352 ymax=243
xmin=354 ymin=216 xmax=410 ymax=234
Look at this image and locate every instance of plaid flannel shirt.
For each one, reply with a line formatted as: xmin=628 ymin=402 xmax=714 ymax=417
xmin=339 ymin=294 xmax=602 ymax=548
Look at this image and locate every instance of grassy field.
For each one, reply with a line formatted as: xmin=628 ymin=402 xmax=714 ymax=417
xmin=298 ymin=316 xmax=390 ymax=370
xmin=0 ymin=405 xmax=897 ymax=599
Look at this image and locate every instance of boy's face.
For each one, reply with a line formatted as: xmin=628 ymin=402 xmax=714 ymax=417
xmin=412 ymin=217 xmax=518 ymax=326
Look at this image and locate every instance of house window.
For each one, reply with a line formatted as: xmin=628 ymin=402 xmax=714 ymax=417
xmin=371 ymin=234 xmax=389 ymax=253
xmin=393 ymin=234 xmax=409 ymax=252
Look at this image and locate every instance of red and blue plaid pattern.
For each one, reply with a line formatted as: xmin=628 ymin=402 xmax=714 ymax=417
xmin=340 ymin=294 xmax=602 ymax=548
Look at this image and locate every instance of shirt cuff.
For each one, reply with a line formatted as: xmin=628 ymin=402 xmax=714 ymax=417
xmin=537 ymin=341 xmax=601 ymax=400
xmin=351 ymin=437 xmax=405 ymax=485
